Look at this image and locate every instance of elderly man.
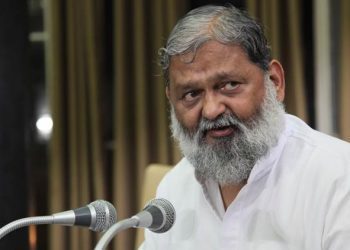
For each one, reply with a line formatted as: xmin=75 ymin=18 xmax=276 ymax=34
xmin=141 ymin=4 xmax=350 ymax=250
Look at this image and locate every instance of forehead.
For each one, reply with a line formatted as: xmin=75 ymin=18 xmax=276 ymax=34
xmin=172 ymin=41 xmax=246 ymax=67
xmin=169 ymin=41 xmax=262 ymax=85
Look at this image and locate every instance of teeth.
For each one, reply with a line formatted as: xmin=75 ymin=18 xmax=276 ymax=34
xmin=204 ymin=123 xmax=232 ymax=131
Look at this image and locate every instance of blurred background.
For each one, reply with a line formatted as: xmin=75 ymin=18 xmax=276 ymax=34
xmin=0 ymin=0 xmax=349 ymax=249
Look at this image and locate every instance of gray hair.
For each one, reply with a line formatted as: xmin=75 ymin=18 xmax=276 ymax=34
xmin=159 ymin=4 xmax=271 ymax=86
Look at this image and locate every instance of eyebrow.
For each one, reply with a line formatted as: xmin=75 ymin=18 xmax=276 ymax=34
xmin=173 ymin=71 xmax=244 ymax=92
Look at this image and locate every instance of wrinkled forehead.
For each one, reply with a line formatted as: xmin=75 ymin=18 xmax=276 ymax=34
xmin=168 ymin=41 xmax=261 ymax=83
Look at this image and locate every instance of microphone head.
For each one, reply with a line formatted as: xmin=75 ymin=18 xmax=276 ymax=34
xmin=143 ymin=198 xmax=175 ymax=233
xmin=89 ymin=200 xmax=117 ymax=232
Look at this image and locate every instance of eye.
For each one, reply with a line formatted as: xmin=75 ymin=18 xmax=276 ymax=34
xmin=182 ymin=90 xmax=201 ymax=103
xmin=221 ymin=81 xmax=240 ymax=92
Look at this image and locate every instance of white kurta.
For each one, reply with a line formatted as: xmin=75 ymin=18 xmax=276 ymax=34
xmin=140 ymin=114 xmax=350 ymax=250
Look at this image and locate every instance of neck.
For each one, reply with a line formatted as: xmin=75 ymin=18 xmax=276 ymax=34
xmin=219 ymin=181 xmax=246 ymax=210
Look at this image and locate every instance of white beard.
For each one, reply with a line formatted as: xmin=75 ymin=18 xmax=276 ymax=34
xmin=170 ymin=78 xmax=286 ymax=185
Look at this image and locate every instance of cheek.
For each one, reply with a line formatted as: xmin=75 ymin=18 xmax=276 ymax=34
xmin=173 ymin=104 xmax=201 ymax=131
xmin=227 ymin=91 xmax=265 ymax=120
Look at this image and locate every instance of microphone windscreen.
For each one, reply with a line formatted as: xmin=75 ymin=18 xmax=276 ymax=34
xmin=89 ymin=200 xmax=117 ymax=232
xmin=144 ymin=198 xmax=175 ymax=233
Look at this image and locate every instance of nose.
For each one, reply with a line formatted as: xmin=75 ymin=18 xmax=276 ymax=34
xmin=202 ymin=93 xmax=226 ymax=120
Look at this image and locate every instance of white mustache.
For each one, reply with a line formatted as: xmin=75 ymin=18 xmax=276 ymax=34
xmin=197 ymin=113 xmax=242 ymax=132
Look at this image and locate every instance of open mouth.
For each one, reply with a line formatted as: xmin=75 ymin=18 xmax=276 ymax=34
xmin=205 ymin=125 xmax=235 ymax=138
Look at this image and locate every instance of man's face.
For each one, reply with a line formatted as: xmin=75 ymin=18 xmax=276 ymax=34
xmin=166 ymin=41 xmax=285 ymax=185
xmin=167 ymin=41 xmax=282 ymax=142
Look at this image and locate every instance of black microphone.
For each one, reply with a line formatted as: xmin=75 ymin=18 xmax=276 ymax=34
xmin=0 ymin=200 xmax=117 ymax=239
xmin=94 ymin=198 xmax=175 ymax=250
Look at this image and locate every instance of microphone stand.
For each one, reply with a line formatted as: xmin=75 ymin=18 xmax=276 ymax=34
xmin=0 ymin=216 xmax=53 ymax=239
xmin=94 ymin=217 xmax=138 ymax=250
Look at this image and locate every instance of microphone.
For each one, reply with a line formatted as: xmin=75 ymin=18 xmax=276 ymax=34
xmin=132 ymin=198 xmax=176 ymax=233
xmin=94 ymin=198 xmax=175 ymax=250
xmin=0 ymin=200 xmax=117 ymax=239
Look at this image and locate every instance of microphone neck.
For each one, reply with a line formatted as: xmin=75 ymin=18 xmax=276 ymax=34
xmin=52 ymin=206 xmax=92 ymax=227
xmin=52 ymin=210 xmax=75 ymax=226
xmin=131 ymin=210 xmax=153 ymax=228
xmin=94 ymin=218 xmax=139 ymax=250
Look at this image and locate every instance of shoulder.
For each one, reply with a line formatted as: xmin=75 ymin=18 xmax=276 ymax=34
xmin=164 ymin=157 xmax=195 ymax=180
xmin=286 ymin=114 xmax=350 ymax=159
xmin=156 ymin=158 xmax=198 ymax=196
xmin=282 ymin=114 xmax=350 ymax=182
xmin=155 ymin=158 xmax=206 ymax=210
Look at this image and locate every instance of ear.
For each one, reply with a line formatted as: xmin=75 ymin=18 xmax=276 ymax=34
xmin=268 ymin=60 xmax=285 ymax=102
